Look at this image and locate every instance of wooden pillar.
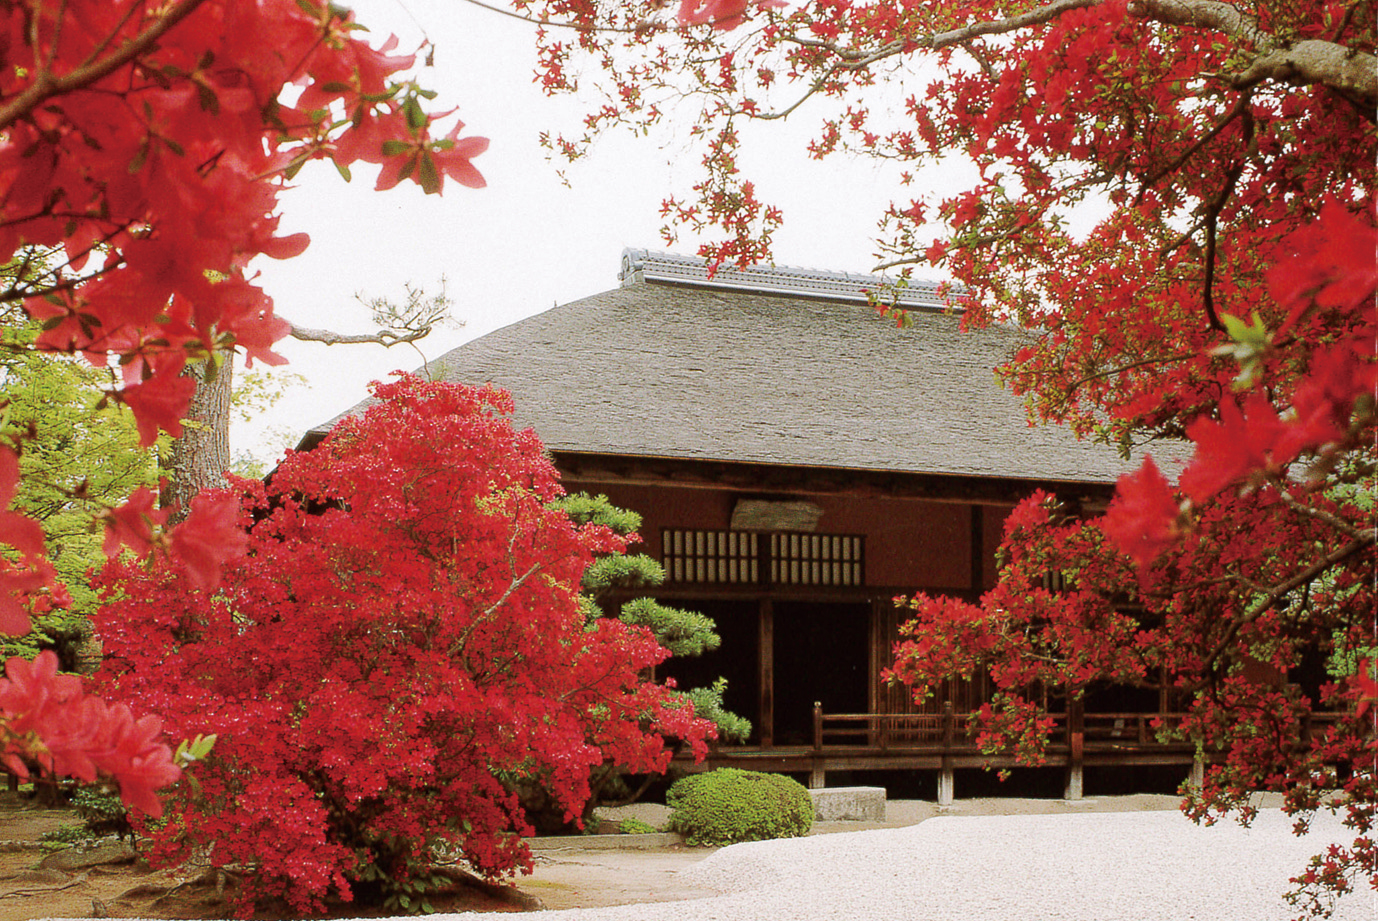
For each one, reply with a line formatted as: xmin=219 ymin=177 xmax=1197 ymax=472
xmin=938 ymin=701 xmax=955 ymax=806
xmin=759 ymin=599 xmax=773 ymax=749
xmin=1064 ymin=697 xmax=1084 ymax=801
xmin=810 ymin=701 xmax=825 ymax=789
xmin=868 ymin=597 xmax=881 ymax=747
xmin=970 ymin=504 xmax=985 ymax=593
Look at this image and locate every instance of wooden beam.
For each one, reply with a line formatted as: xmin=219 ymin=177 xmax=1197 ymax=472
xmin=555 ymin=452 xmax=1115 ymax=507
xmin=759 ymin=598 xmax=774 ymax=749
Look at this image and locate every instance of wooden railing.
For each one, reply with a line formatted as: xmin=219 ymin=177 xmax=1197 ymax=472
xmin=810 ymin=704 xmax=1345 ymax=753
xmin=811 ymin=704 xmax=964 ymax=751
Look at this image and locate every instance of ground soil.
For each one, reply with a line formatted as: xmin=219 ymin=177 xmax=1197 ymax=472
xmin=0 ymin=791 xmax=1186 ymax=920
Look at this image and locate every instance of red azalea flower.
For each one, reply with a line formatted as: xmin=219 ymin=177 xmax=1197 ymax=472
xmin=1178 ymin=394 xmax=1289 ymax=503
xmin=119 ymin=374 xmax=199 ymax=447
xmin=0 ymin=449 xmax=44 ymax=560
xmin=169 ymin=492 xmax=249 ymax=592
xmin=101 ymin=487 xmax=170 ymax=560
xmin=1102 ymin=456 xmax=1183 ymax=566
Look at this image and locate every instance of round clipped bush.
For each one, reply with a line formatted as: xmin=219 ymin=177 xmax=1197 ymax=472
xmin=666 ymin=769 xmax=813 ymax=846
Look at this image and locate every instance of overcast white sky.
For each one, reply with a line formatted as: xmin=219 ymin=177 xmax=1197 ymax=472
xmin=239 ymin=0 xmax=925 ymax=465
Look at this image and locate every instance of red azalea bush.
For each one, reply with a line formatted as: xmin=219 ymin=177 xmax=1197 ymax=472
xmin=0 ymin=0 xmax=486 ymax=815
xmin=892 ymin=202 xmax=1376 ymax=916
xmin=519 ymin=0 xmax=1374 ymax=911
xmin=93 ymin=376 xmax=711 ymax=915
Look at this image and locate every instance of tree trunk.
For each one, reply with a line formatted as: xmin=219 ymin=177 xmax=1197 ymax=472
xmin=161 ymin=356 xmax=232 ymax=525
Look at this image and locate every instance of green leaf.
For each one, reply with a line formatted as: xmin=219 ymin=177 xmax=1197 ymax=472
xmin=417 ymin=152 xmax=440 ymax=195
xmin=128 ymin=140 xmax=149 ymax=174
xmin=1221 ymin=311 xmax=1270 ymax=348
xmin=197 ymin=84 xmax=220 ymax=115
xmin=381 ymin=140 xmax=411 ymax=157
xmin=334 ymin=160 xmax=352 ymax=182
xmin=404 ymin=96 xmax=427 ymax=130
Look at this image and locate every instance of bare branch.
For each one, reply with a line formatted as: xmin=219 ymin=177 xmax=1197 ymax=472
xmin=923 ymin=0 xmax=1102 ymax=48
xmin=1200 ymin=123 xmax=1250 ymax=333
xmin=872 ymin=255 xmax=928 ymax=272
xmin=1202 ymin=534 xmax=1376 ymax=675
xmin=1230 ymin=39 xmax=1378 ymax=107
xmin=285 ymin=323 xmax=431 ymax=347
xmin=1267 ymin=478 xmax=1373 ymax=543
xmin=0 ymin=0 xmax=209 ymax=132
xmin=786 ymin=0 xmax=1375 ymax=113
xmin=1136 ymin=90 xmax=1252 ymax=202
xmin=777 ymin=0 xmax=1099 ymax=68
xmin=456 ymin=0 xmax=658 ymax=34
xmin=1056 ymin=351 xmax=1198 ymax=400
xmin=749 ymin=64 xmax=843 ymax=120
xmin=1127 ymin=0 xmax=1264 ymax=43
xmin=1129 ymin=0 xmax=1377 ymax=105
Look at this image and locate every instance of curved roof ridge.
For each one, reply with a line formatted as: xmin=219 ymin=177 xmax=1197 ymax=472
xmin=619 ymin=248 xmax=955 ymax=311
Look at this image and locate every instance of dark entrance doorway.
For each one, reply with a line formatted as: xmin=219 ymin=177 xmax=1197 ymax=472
xmin=656 ymin=598 xmax=763 ymax=745
xmin=772 ymin=601 xmax=870 ymax=746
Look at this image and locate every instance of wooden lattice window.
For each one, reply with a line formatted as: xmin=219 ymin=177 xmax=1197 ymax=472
xmin=661 ymin=529 xmax=864 ymax=586
xmin=769 ymin=532 xmax=863 ymax=586
xmin=662 ymin=530 xmax=759 ymax=583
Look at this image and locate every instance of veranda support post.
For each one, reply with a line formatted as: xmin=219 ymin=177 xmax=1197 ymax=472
xmin=1064 ymin=698 xmax=1085 ymax=801
xmin=938 ymin=702 xmax=955 ymax=806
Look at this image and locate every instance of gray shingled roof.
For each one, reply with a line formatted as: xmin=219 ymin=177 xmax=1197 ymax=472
xmin=308 ymin=259 xmax=1140 ymax=486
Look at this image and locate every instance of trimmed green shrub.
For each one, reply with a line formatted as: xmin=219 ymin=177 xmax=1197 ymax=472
xmin=73 ymin=786 xmax=132 ymax=841
xmin=38 ymin=824 xmax=94 ymax=851
xmin=617 ymin=817 xmax=659 ymax=835
xmin=666 ymin=769 xmax=813 ymax=846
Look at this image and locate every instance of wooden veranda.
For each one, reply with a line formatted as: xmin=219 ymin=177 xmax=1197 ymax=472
xmin=673 ymin=703 xmax=1343 ymax=804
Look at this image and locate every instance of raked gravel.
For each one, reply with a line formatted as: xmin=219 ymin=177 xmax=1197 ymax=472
xmin=39 ymin=808 xmax=1375 ymax=921
xmin=469 ymin=808 xmax=1369 ymax=921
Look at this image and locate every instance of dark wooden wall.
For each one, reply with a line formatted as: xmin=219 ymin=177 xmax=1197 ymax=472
xmin=560 ymin=474 xmax=1022 ymax=740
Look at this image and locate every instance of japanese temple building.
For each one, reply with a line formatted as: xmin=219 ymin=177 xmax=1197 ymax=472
xmin=305 ymin=249 xmax=1209 ymax=800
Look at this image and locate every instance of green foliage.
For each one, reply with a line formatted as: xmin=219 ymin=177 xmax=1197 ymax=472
xmin=617 ymin=817 xmax=659 ymax=835
xmin=551 ymin=493 xmax=747 ymax=738
xmin=619 ymin=597 xmax=720 ymax=658
xmin=584 ymin=553 xmax=663 ymax=593
xmin=666 ymin=769 xmax=813 ymax=846
xmin=683 ymin=678 xmax=751 ymax=743
xmin=355 ymin=862 xmax=450 ymax=915
xmin=72 ymin=785 xmax=132 ymax=841
xmin=230 ymin=366 xmax=308 ymax=478
xmin=38 ymin=823 xmax=95 ymax=851
xmin=554 ymin=492 xmax=642 ymax=535
xmin=35 ymin=784 xmax=134 ymax=850
xmin=0 ymin=300 xmax=157 ymax=667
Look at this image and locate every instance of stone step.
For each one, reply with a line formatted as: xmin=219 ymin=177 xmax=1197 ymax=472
xmin=809 ymin=786 xmax=886 ymax=822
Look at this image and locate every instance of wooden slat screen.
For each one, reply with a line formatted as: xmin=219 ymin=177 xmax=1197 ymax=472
xmin=663 ymin=530 xmax=759 ymax=583
xmin=662 ymin=529 xmax=864 ymax=586
xmin=769 ymin=532 xmax=863 ymax=586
